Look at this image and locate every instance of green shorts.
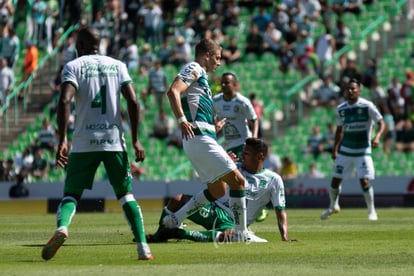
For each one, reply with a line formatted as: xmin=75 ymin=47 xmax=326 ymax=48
xmin=64 ymin=151 xmax=132 ymax=197
xmin=188 ymin=203 xmax=234 ymax=231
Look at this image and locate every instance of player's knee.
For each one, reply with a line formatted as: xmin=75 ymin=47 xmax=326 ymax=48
xmin=167 ymin=194 xmax=189 ymax=211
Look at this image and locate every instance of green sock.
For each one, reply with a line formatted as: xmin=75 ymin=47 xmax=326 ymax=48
xmin=180 ymin=229 xmax=217 ymax=242
xmin=57 ymin=196 xmax=77 ymax=229
xmin=121 ymin=194 xmax=147 ymax=243
xmin=158 ymin=207 xmax=169 ymax=228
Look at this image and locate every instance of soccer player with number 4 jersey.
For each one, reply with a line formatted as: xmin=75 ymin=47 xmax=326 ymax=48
xmin=41 ymin=27 xmax=152 ymax=261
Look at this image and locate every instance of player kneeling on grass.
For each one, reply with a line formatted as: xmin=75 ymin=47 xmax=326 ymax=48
xmin=146 ymin=138 xmax=297 ymax=242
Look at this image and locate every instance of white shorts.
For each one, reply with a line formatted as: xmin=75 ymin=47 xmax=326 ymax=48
xmin=183 ymin=135 xmax=237 ymax=184
xmin=332 ymin=154 xmax=375 ymax=180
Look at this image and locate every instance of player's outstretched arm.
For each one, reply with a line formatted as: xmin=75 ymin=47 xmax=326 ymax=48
xmin=276 ymin=209 xmax=298 ymax=242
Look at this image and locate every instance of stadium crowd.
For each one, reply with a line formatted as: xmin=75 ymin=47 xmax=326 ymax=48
xmin=1 ymin=0 xmax=414 ymax=184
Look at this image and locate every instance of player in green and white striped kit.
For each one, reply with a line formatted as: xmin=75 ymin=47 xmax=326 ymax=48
xmin=165 ymin=38 xmax=265 ymax=242
xmin=321 ymin=78 xmax=385 ymax=221
xmin=147 ymin=138 xmax=294 ymax=242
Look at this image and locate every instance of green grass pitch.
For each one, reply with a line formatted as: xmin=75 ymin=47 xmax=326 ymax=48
xmin=1 ymin=208 xmax=413 ymax=276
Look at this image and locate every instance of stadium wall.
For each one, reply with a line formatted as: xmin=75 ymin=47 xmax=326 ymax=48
xmin=0 ymin=176 xmax=413 ymax=214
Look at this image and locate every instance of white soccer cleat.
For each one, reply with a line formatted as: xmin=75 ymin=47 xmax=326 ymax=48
xmin=368 ymin=211 xmax=378 ymax=221
xmin=232 ymin=230 xmax=268 ymax=243
xmin=320 ymin=206 xmax=340 ymax=220
xmin=162 ymin=213 xmax=180 ymax=229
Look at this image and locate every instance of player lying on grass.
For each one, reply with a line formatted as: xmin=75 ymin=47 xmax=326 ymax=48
xmin=146 ymin=138 xmax=296 ymax=242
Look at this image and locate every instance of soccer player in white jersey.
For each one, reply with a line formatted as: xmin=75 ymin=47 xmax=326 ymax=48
xmin=146 ymin=138 xmax=295 ymax=243
xmin=213 ymin=72 xmax=258 ymax=159
xmin=165 ymin=38 xmax=264 ymax=242
xmin=41 ymin=27 xmax=153 ymax=261
xmin=321 ymin=78 xmax=385 ymax=221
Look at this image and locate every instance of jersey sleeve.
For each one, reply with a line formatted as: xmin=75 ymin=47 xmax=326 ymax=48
xmin=177 ymin=62 xmax=202 ymax=86
xmin=118 ymin=61 xmax=133 ymax=86
xmin=270 ymin=174 xmax=286 ymax=209
xmin=61 ymin=62 xmax=79 ymax=90
xmin=369 ymin=101 xmax=383 ymax=123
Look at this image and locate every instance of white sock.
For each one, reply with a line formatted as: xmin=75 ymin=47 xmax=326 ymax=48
xmin=229 ymin=196 xmax=247 ymax=232
xmin=363 ymin=186 xmax=375 ymax=214
xmin=329 ymin=187 xmax=340 ymax=210
xmin=174 ymin=190 xmax=210 ymax=224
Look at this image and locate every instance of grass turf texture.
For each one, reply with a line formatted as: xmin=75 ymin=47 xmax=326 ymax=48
xmin=1 ymin=208 xmax=413 ymax=276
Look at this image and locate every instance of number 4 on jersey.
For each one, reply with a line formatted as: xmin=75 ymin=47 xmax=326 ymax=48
xmin=91 ymin=85 xmax=107 ymax=114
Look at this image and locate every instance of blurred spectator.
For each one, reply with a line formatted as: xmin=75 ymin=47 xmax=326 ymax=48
xmin=4 ymin=158 xmax=15 ymax=181
xmin=139 ymin=43 xmax=155 ymax=76
xmin=244 ymin=24 xmax=264 ymax=58
xmin=117 ymin=12 xmax=134 ymax=50
xmin=60 ymin=33 xmax=76 ymax=66
xmin=221 ymin=36 xmax=241 ymax=65
xmin=382 ymin=106 xmax=396 ymax=156
xmin=175 ymin=17 xmax=196 ymax=46
xmin=169 ymin=35 xmax=191 ymax=68
xmin=400 ymin=70 xmax=414 ymax=115
xmin=0 ymin=57 xmax=14 ymax=106
xmin=293 ymin=30 xmax=313 ymax=61
xmin=332 ymin=0 xmax=362 ymax=16
xmin=296 ymin=45 xmax=320 ymax=76
xmin=20 ymin=40 xmax=38 ymax=102
xmin=142 ymin=60 xmax=168 ymax=111
xmin=323 ymin=122 xmax=335 ymax=154
xmin=119 ymin=38 xmax=139 ymax=72
xmin=0 ymin=22 xmax=18 ymax=69
xmin=387 ymin=76 xmax=402 ymax=98
xmin=58 ymin=0 xmax=82 ymax=31
xmin=315 ymin=26 xmax=334 ymax=75
xmin=45 ymin=0 xmax=59 ymax=54
xmin=36 ymin=118 xmax=56 ymax=153
xmin=263 ymin=21 xmax=283 ymax=57
xmin=270 ymin=4 xmax=290 ymax=35
xmin=362 ymin=58 xmax=378 ymax=89
xmin=333 ymin=18 xmax=351 ymax=69
xmin=222 ymin=0 xmax=240 ymax=29
xmin=31 ymin=147 xmax=49 ymax=181
xmin=395 ymin=120 xmax=414 ymax=153
xmin=157 ymin=38 xmax=172 ymax=66
xmin=311 ymin=75 xmax=340 ymax=108
xmin=0 ymin=158 xmax=4 ymax=181
xmin=9 ymin=172 xmax=29 ymax=198
xmin=0 ymin=0 xmax=14 ymax=35
xmin=138 ymin=0 xmax=163 ymax=50
xmin=13 ymin=147 xmax=34 ymax=175
xmin=304 ymin=162 xmax=324 ymax=178
xmin=151 ymin=109 xmax=175 ymax=140
xmin=305 ymin=125 xmax=325 ymax=160
xmin=252 ymin=6 xmax=271 ymax=33
xmin=369 ymin=77 xmax=386 ymax=108
xmin=300 ymin=0 xmax=322 ymax=22
xmin=338 ymin=58 xmax=362 ymax=97
xmin=385 ymin=85 xmax=406 ymax=122
xmin=284 ymin=20 xmax=298 ymax=50
xmin=279 ymin=41 xmax=294 ymax=74
xmin=263 ymin=144 xmax=281 ymax=173
xmin=92 ymin=9 xmax=111 ymax=55
xmin=280 ymin=155 xmax=298 ymax=183
xmin=31 ymin=0 xmax=47 ymax=48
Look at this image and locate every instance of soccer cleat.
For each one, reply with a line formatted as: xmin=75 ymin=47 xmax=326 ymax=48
xmin=138 ymin=254 xmax=154 ymax=261
xmin=41 ymin=229 xmax=68 ymax=260
xmin=255 ymin=209 xmax=269 ymax=222
xmin=232 ymin=230 xmax=268 ymax=243
xmin=368 ymin=211 xmax=378 ymax=221
xmin=320 ymin=206 xmax=341 ymax=220
xmin=162 ymin=213 xmax=180 ymax=229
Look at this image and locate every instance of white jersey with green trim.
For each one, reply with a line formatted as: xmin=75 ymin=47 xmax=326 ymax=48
xmin=336 ymin=97 xmax=383 ymax=156
xmin=176 ymin=62 xmax=216 ymax=138
xmin=213 ymin=92 xmax=257 ymax=150
xmin=62 ymin=54 xmax=132 ymax=152
xmin=237 ymin=164 xmax=286 ymax=226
